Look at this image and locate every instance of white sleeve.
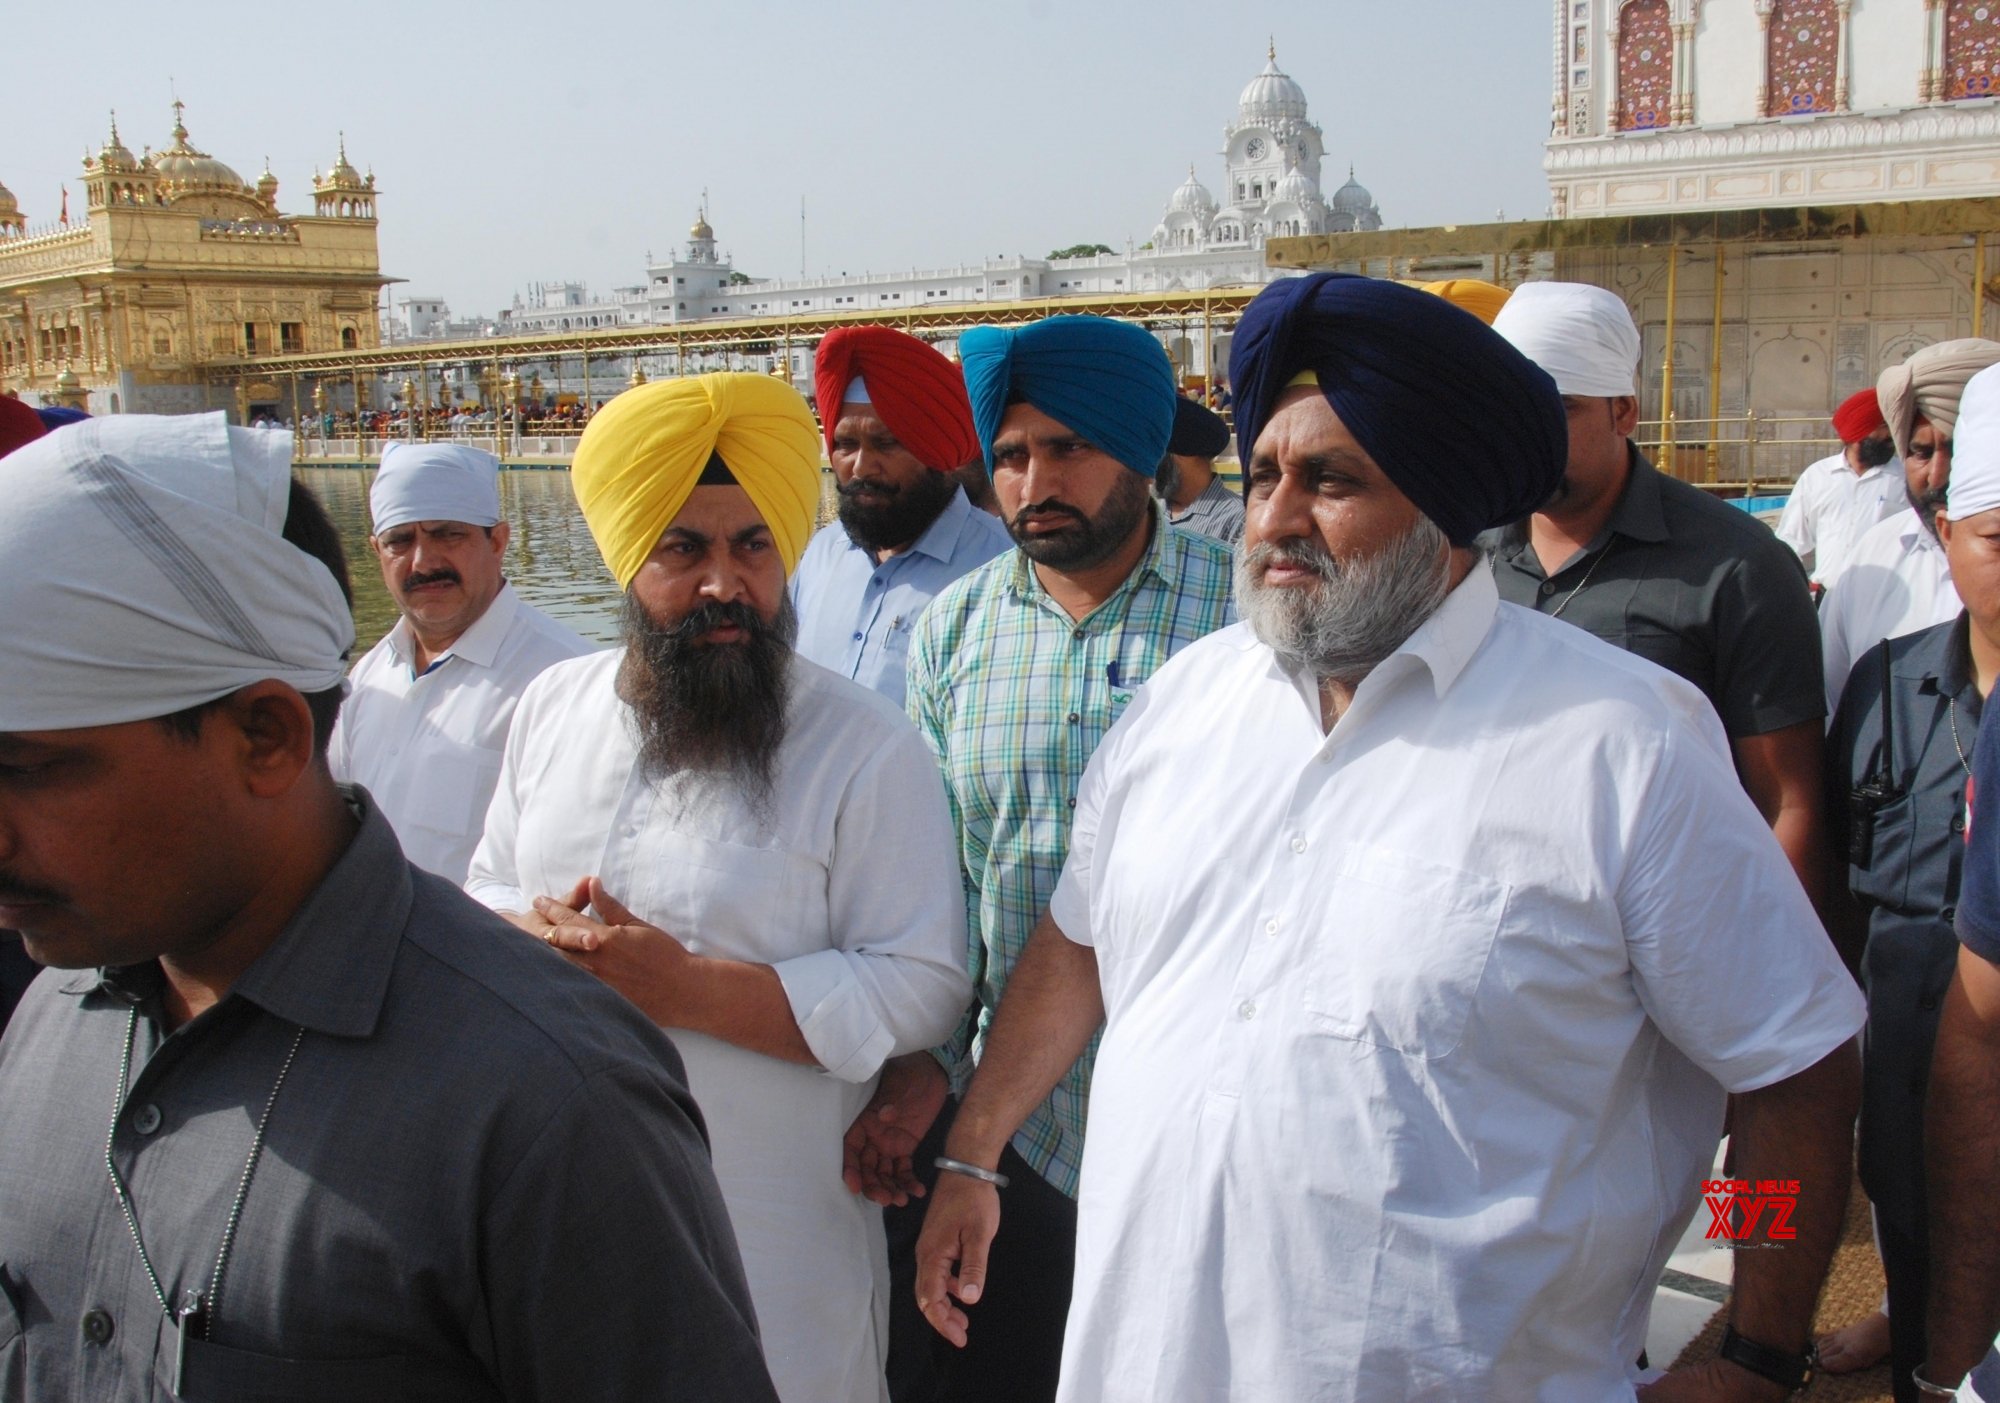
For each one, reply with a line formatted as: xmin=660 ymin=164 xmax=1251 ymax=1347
xmin=1617 ymin=717 xmax=1864 ymax=1093
xmin=462 ymin=674 xmax=540 ymax=911
xmin=1772 ymin=475 xmax=1814 ymax=564
xmin=771 ymin=721 xmax=973 ymax=1083
xmin=1819 ymin=584 xmax=1857 ymax=718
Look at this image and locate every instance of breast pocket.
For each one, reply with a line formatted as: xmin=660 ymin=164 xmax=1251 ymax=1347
xmin=1300 ymin=845 xmax=1511 ymax=1059
xmin=643 ymin=834 xmax=828 ymax=966
xmin=1848 ymin=790 xmax=1916 ymax=912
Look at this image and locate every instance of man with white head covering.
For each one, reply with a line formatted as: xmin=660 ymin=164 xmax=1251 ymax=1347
xmin=1822 ymin=361 xmax=2000 ymax=1398
xmin=1819 ymin=338 xmax=2000 ymax=714
xmin=327 ymin=442 xmax=591 ymax=883
xmin=0 ymin=413 xmax=776 ymax=1401
xmin=1492 ymin=281 xmax=1827 ymax=893
xmin=467 ymin=372 xmax=972 ymax=1403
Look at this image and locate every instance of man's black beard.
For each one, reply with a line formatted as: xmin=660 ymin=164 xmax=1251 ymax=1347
xmin=1153 ymin=454 xmax=1182 ymax=505
xmin=1856 ymin=436 xmax=1896 ymax=469
xmin=617 ymin=592 xmax=797 ymax=807
xmin=1007 ymin=470 xmax=1154 ymax=570
xmin=1908 ymin=481 xmax=1949 ymax=542
xmin=837 ymin=469 xmax=958 ymax=554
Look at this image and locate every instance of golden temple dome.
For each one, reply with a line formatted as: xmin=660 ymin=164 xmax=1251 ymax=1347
xmin=92 ymin=112 xmax=142 ymax=174
xmin=150 ymin=100 xmax=248 ymax=192
xmin=320 ymin=133 xmax=366 ymax=189
xmin=690 ymin=213 xmax=714 ymax=239
xmin=0 ymin=177 xmax=18 ymax=218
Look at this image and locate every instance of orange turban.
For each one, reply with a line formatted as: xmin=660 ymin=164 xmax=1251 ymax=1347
xmin=813 ymin=326 xmax=978 ymax=472
xmin=571 ymin=373 xmax=822 ymax=588
xmin=1418 ymin=279 xmax=1513 ymax=326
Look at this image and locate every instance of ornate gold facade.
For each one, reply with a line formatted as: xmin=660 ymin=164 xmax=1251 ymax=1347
xmin=0 ymin=104 xmax=389 ymax=416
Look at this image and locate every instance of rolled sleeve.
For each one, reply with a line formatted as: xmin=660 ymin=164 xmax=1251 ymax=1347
xmin=1621 ymin=714 xmax=1864 ymax=1093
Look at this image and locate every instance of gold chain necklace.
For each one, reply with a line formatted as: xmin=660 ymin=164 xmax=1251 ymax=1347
xmin=1949 ymin=696 xmax=1975 ymax=778
xmin=1548 ymin=541 xmax=1616 ymax=621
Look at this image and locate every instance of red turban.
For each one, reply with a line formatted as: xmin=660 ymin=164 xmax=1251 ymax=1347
xmin=0 ymin=397 xmax=46 ymax=459
xmin=814 ymin=326 xmax=978 ymax=472
xmin=1831 ymin=388 xmax=1887 ymax=445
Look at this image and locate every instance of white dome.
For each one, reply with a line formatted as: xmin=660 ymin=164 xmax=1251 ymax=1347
xmin=1270 ymin=166 xmax=1318 ymax=207
xmin=1239 ymin=53 xmax=1308 ymax=122
xmin=1167 ymin=167 xmax=1217 ymax=216
xmin=1331 ymin=170 xmax=1376 ymax=214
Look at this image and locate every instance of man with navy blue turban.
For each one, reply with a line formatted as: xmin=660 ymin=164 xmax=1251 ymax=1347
xmin=853 ymin=315 xmax=1235 ymax=1403
xmin=916 ymin=275 xmax=1863 ymax=1403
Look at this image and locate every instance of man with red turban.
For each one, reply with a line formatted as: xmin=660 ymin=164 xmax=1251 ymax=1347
xmin=0 ymin=394 xmax=47 ymax=458
xmin=792 ymin=325 xmax=1011 ymax=705
xmin=1775 ymin=388 xmax=1904 ymax=590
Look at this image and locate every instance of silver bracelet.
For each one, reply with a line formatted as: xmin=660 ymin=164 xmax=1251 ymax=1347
xmin=934 ymin=1156 xmax=1010 ymax=1189
xmin=1912 ymin=1364 xmax=1961 ymax=1399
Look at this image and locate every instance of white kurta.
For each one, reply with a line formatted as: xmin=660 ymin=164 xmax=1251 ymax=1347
xmin=1818 ymin=509 xmax=1961 ymax=712
xmin=1047 ymin=567 xmax=1864 ymax=1403
xmin=327 ymin=583 xmax=593 ymax=882
xmin=1772 ymin=452 xmax=1905 ymax=587
xmin=466 ymin=650 xmax=971 ymax=1403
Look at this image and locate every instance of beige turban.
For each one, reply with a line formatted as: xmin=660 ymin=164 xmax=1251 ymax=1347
xmin=1876 ymin=338 xmax=2000 ymax=459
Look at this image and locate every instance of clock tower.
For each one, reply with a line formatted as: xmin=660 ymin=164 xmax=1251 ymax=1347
xmin=1221 ymin=43 xmax=1332 ymax=238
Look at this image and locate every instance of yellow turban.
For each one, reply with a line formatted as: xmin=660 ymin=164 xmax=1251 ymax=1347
xmin=571 ymin=372 xmax=823 ymax=588
xmin=1417 ymin=279 xmax=1513 ymax=326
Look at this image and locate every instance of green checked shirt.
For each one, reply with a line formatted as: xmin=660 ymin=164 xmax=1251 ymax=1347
xmin=906 ymin=506 xmax=1236 ymax=1197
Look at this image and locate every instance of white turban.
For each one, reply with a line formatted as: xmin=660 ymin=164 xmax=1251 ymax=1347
xmin=0 ymin=412 xmax=353 ymax=731
xmin=369 ymin=441 xmax=502 ymax=532
xmin=1949 ymin=362 xmax=2000 ymax=522
xmin=1492 ymin=281 xmax=1640 ymax=399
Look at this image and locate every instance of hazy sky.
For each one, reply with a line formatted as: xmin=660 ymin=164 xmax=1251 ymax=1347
xmin=12 ymin=0 xmax=1552 ymax=317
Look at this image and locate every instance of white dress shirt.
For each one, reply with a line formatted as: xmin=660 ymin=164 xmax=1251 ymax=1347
xmin=466 ymin=649 xmax=971 ymax=1403
xmin=1774 ymin=452 xmax=1906 ymax=586
xmin=1818 ymin=509 xmax=1961 ymax=713
xmin=327 ymin=583 xmax=592 ymax=882
xmin=1046 ymin=567 xmax=1864 ymax=1403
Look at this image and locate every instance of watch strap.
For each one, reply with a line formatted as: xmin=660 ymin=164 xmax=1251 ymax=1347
xmin=1718 ymin=1324 xmax=1816 ymax=1392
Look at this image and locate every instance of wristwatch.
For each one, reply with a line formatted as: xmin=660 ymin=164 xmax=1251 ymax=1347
xmin=1718 ymin=1326 xmax=1816 ymax=1394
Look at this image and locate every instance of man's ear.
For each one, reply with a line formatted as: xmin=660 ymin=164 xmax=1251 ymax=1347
xmin=1610 ymin=395 xmax=1641 ymax=437
xmin=214 ymin=681 xmax=318 ymax=799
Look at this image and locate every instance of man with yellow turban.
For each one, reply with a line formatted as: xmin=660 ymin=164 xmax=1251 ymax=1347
xmin=467 ymin=372 xmax=973 ymax=1403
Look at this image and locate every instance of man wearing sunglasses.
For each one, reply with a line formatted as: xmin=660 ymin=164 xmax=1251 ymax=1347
xmin=1821 ymin=339 xmax=2000 ymax=716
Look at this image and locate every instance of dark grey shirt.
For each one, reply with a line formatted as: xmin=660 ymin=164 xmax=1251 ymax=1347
xmin=0 ymin=792 xmax=777 ymax=1403
xmin=1489 ymin=449 xmax=1825 ymax=738
xmin=1168 ymin=476 xmax=1246 ymax=547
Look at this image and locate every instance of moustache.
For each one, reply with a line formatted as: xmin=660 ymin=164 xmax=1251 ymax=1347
xmin=667 ymin=599 xmax=769 ymax=643
xmin=1244 ymin=536 xmax=1337 ymax=582
xmin=839 ymin=478 xmax=899 ymax=500
xmin=402 ymin=568 xmax=461 ymax=592
xmin=1011 ymin=499 xmax=1089 ymax=531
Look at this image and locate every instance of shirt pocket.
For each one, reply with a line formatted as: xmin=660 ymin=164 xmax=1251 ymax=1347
xmin=1848 ymin=789 xmax=1917 ymax=913
xmin=642 ymin=833 xmax=828 ymax=967
xmin=1300 ymin=845 xmax=1511 ymax=1059
xmin=400 ymin=736 xmax=506 ymax=844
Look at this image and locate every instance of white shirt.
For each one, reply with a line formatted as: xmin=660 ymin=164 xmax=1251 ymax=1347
xmin=466 ymin=650 xmax=971 ymax=1403
xmin=1773 ymin=452 xmax=1906 ymax=587
xmin=1046 ymin=567 xmax=1863 ymax=1403
xmin=1818 ymin=510 xmax=1961 ymax=713
xmin=327 ymin=583 xmax=592 ymax=883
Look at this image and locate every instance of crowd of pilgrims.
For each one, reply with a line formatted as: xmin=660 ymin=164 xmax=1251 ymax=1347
xmin=2 ymin=269 xmax=2000 ymax=1401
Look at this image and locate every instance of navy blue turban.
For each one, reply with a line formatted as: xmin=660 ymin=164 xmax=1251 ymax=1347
xmin=1170 ymin=396 xmax=1232 ymax=459
xmin=1229 ymin=273 xmax=1566 ymax=546
xmin=961 ymin=316 xmax=1176 ymax=478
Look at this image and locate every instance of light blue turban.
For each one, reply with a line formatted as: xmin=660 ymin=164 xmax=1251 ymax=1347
xmin=959 ymin=316 xmax=1177 ymax=478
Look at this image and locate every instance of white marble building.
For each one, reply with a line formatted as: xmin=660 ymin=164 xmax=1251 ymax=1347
xmin=1550 ymin=0 xmax=2000 ymax=216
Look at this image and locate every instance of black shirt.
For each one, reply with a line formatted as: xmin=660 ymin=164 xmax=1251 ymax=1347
xmin=1490 ymin=449 xmax=1825 ymax=738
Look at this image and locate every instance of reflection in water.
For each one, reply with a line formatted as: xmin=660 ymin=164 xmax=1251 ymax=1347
xmin=297 ymin=466 xmax=625 ymax=653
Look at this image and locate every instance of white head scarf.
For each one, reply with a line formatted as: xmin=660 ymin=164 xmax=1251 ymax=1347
xmin=0 ymin=412 xmax=353 ymax=731
xmin=1948 ymin=362 xmax=2000 ymax=522
xmin=1492 ymin=281 xmax=1641 ymax=399
xmin=369 ymin=441 xmax=502 ymax=532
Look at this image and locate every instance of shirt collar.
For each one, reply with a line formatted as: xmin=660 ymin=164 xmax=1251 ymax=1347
xmin=909 ymin=485 xmax=975 ymax=565
xmin=1009 ymin=496 xmax=1178 ymax=611
xmin=1603 ymin=447 xmax=1670 ymax=547
xmin=1914 ymin=610 xmax=1979 ymax=703
xmin=385 ymin=581 xmax=520 ymax=674
xmin=60 ymin=789 xmax=413 ymax=1038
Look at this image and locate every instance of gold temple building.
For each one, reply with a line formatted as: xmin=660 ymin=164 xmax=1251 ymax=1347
xmin=0 ymin=102 xmax=390 ymax=417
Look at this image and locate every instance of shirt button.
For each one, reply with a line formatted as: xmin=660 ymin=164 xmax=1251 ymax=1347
xmin=1072 ymin=629 xmax=1086 ymax=642
xmin=1066 ymin=797 xmax=1077 ymax=810
xmin=1944 ymin=905 xmax=1958 ymax=921
xmin=851 ymin=631 xmax=864 ymax=642
xmin=1238 ymin=1000 xmax=1257 ymax=1020
xmin=1290 ymin=837 xmax=1307 ymax=854
xmin=1264 ymin=918 xmax=1280 ymax=935
xmin=1067 ymin=712 xmax=1080 ymax=724
xmin=81 ymin=1309 xmax=114 ymax=1345
xmin=1953 ymin=816 xmax=1967 ymax=833
xmin=1317 ymin=751 xmax=1334 ymax=765
xmin=131 ymin=1103 xmax=162 ymax=1135
xmin=1538 ymin=581 xmax=1557 ymax=598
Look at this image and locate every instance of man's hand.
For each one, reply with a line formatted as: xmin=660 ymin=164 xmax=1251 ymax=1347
xmin=504 ymin=877 xmax=591 ymax=938
xmin=537 ymin=877 xmax=694 ymax=1025
xmin=844 ymin=1053 xmax=950 ymax=1206
xmin=1637 ymin=1358 xmax=1793 ymax=1402
xmin=914 ymin=1170 xmax=1002 ymax=1348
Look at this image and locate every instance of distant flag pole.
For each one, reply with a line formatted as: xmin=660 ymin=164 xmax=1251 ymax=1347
xmin=59 ymin=185 xmax=69 ymax=226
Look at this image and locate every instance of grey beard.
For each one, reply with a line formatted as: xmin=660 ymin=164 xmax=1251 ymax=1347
xmin=616 ymin=592 xmax=797 ymax=812
xmin=1236 ymin=516 xmax=1454 ymax=685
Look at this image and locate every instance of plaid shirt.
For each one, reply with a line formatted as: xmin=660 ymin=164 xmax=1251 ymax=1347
xmin=906 ymin=506 xmax=1236 ymax=1196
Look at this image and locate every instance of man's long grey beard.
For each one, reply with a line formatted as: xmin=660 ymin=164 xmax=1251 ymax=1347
xmin=617 ymin=592 xmax=797 ymax=813
xmin=1236 ymin=516 xmax=1454 ymax=685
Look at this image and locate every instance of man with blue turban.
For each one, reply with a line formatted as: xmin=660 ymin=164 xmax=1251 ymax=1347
xmin=847 ymin=316 xmax=1235 ymax=1403
xmin=916 ymin=275 xmax=1864 ymax=1402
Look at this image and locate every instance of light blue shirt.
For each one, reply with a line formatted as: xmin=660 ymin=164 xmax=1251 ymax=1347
xmin=790 ymin=485 xmax=1012 ymax=705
